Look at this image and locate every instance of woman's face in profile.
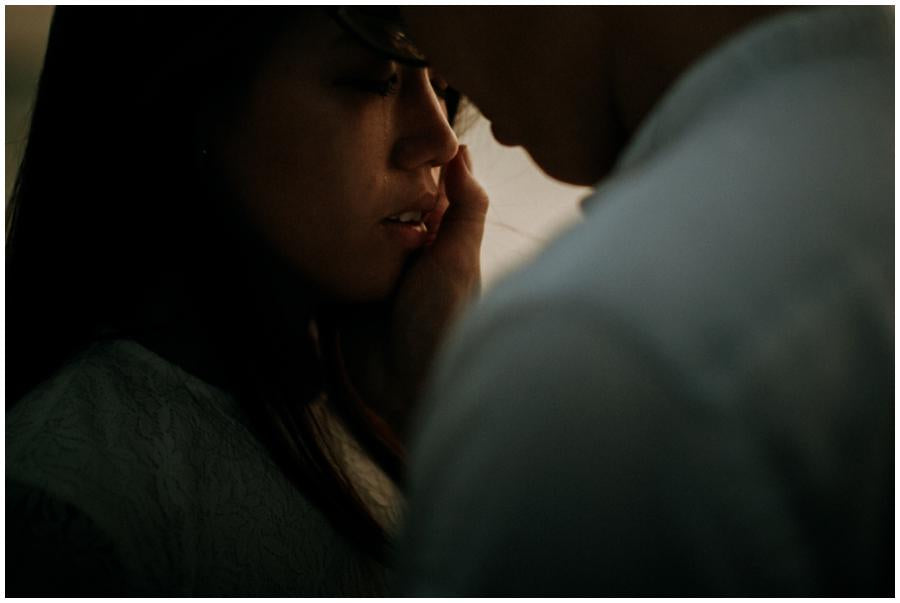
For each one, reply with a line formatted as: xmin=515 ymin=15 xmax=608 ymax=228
xmin=222 ymin=11 xmax=459 ymax=301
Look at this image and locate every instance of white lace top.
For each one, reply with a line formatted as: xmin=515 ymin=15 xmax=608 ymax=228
xmin=6 ymin=338 xmax=401 ymax=595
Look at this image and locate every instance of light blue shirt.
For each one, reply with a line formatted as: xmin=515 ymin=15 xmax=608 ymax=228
xmin=399 ymin=7 xmax=893 ymax=595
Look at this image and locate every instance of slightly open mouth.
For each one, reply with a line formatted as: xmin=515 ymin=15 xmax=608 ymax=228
xmin=383 ymin=210 xmax=428 ymax=232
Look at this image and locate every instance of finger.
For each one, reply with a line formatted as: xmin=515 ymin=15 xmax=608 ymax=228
xmin=441 ymin=146 xmax=488 ymax=237
xmin=424 ymin=184 xmax=450 ymax=242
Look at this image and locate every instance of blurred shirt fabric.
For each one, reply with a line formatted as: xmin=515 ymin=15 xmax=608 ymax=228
xmin=398 ymin=7 xmax=893 ymax=596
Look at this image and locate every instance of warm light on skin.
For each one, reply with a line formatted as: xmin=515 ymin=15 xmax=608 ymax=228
xmin=221 ymin=11 xmax=459 ymax=302
xmin=400 ymin=7 xmax=617 ymax=186
xmin=400 ymin=6 xmax=790 ymax=187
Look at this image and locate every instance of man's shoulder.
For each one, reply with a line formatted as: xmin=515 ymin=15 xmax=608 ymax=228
xmin=472 ymin=33 xmax=892 ymax=365
xmin=440 ymin=4 xmax=894 ymax=385
xmin=439 ymin=60 xmax=893 ymax=418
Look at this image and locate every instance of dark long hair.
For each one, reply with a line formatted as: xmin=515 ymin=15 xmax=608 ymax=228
xmin=7 ymin=7 xmax=444 ymax=561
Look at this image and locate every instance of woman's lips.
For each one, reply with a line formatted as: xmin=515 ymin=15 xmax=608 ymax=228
xmin=381 ymin=215 xmax=432 ymax=249
xmin=381 ymin=192 xmax=442 ymax=249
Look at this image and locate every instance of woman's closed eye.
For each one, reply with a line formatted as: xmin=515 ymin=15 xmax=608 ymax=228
xmin=335 ymin=70 xmax=450 ymax=101
xmin=335 ymin=73 xmax=400 ymax=97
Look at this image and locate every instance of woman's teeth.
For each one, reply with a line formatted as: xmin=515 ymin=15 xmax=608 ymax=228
xmin=384 ymin=210 xmax=428 ymax=234
xmin=386 ymin=211 xmax=423 ymax=223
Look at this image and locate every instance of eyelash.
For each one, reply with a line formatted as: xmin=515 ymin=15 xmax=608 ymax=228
xmin=341 ymin=74 xmax=449 ymax=101
xmin=352 ymin=74 xmax=400 ymax=97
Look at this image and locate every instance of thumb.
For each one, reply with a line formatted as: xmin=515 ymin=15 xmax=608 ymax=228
xmin=435 ymin=145 xmax=489 ymax=251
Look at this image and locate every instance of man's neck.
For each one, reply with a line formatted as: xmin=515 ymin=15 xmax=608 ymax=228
xmin=609 ymin=7 xmax=792 ymax=140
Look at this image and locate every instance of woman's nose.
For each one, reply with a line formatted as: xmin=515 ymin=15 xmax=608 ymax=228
xmin=391 ymin=73 xmax=460 ymax=171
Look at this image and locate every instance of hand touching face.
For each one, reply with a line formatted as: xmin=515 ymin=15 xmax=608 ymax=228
xmin=336 ymin=145 xmax=488 ymax=439
xmin=222 ymin=11 xmax=459 ymax=301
